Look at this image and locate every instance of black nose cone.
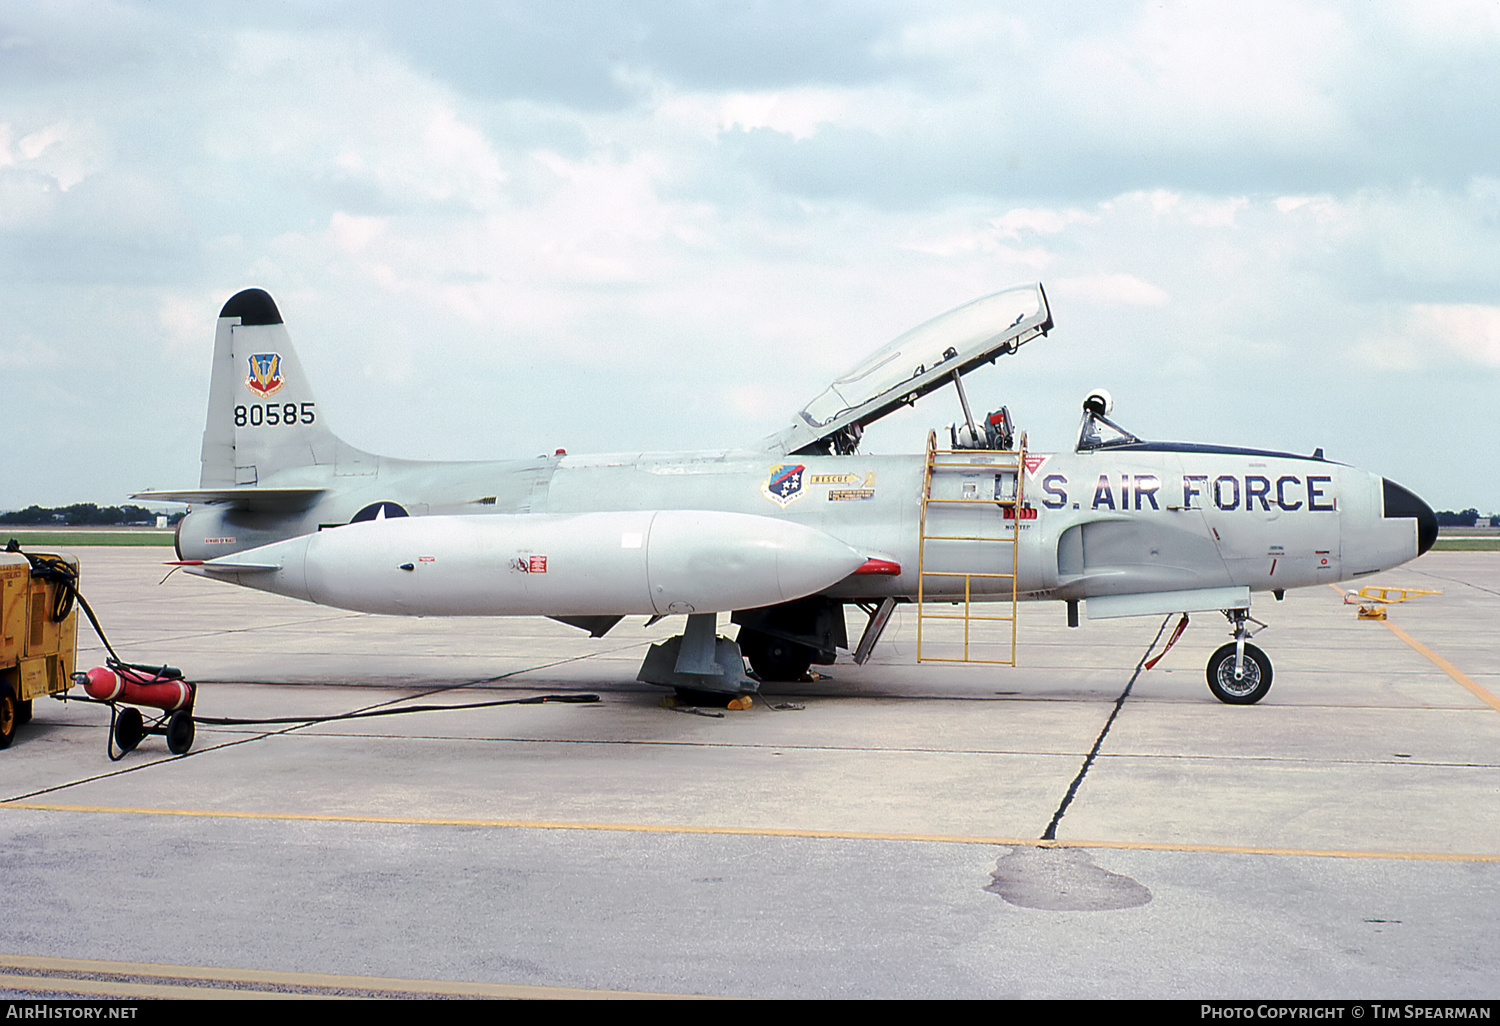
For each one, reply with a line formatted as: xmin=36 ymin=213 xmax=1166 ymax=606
xmin=1382 ymin=478 xmax=1438 ymax=556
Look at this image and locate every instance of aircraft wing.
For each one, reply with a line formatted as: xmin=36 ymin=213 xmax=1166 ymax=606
xmin=763 ymin=282 xmax=1052 ymax=455
xmin=131 ymin=487 xmax=327 ymax=512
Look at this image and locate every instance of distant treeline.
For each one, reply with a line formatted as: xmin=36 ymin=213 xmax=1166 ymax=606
xmin=1436 ymin=508 xmax=1491 ymax=527
xmin=0 ymin=504 xmax=184 ymax=527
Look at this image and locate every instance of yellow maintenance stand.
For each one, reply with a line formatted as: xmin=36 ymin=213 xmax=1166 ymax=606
xmin=0 ymin=549 xmax=79 ymax=749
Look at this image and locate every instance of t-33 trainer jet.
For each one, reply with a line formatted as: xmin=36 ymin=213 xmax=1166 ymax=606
xmin=137 ymin=283 xmax=1436 ymax=704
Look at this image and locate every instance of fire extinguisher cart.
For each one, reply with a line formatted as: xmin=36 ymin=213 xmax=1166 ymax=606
xmin=80 ymin=663 xmax=196 ymax=758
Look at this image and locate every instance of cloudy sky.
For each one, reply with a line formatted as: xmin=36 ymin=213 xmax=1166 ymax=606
xmin=2 ymin=1 xmax=1497 ymax=512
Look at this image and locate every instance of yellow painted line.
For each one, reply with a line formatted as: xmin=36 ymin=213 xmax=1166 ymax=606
xmin=3 ymin=801 xmax=1496 ymax=863
xmin=0 ymin=973 xmax=321 ymax=1000
xmin=1330 ymin=582 xmax=1500 ymax=713
xmin=1036 ymin=837 xmax=1500 ymax=863
xmin=0 ymin=953 xmax=702 ymax=1000
xmin=1 ymin=801 xmax=1044 ymax=844
xmin=1382 ymin=620 xmax=1500 ymax=714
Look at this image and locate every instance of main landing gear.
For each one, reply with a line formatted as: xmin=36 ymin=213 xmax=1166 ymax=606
xmin=1206 ymin=608 xmax=1272 ymax=705
xmin=736 ymin=629 xmax=815 ymax=682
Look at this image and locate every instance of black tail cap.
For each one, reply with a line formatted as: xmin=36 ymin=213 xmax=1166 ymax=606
xmin=1382 ymin=478 xmax=1438 ymax=556
xmin=219 ymin=288 xmax=283 ymax=325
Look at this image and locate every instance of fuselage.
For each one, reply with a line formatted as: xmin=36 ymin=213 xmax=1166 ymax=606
xmin=176 ymin=441 xmax=1434 ymax=610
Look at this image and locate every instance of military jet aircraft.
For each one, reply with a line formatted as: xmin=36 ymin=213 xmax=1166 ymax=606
xmin=137 ymin=283 xmax=1436 ymax=704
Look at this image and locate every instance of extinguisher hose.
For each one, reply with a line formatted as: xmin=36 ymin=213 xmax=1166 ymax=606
xmin=192 ymin=693 xmax=601 ymax=727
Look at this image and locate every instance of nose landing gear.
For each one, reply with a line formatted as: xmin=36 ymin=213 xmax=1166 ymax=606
xmin=1206 ymin=609 xmax=1272 ymax=704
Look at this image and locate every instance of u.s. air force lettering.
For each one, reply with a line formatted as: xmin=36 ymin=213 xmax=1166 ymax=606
xmin=1037 ymin=473 xmax=1337 ymax=512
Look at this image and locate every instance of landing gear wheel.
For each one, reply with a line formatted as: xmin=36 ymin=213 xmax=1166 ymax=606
xmin=738 ymin=630 xmax=814 ymax=682
xmin=166 ymin=710 xmax=195 ymax=755
xmin=1207 ymin=643 xmax=1273 ymax=705
xmin=0 ymin=687 xmax=16 ymax=750
xmin=113 ymin=706 xmax=144 ymax=754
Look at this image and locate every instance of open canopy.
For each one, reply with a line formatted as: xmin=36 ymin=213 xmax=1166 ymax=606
xmin=764 ymin=283 xmax=1051 ymax=455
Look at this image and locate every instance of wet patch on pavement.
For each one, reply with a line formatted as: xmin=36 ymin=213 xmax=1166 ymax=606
xmin=985 ymin=846 xmax=1152 ymax=911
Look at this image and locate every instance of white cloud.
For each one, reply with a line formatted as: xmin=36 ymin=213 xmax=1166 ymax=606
xmin=18 ymin=123 xmax=65 ymax=161
xmin=1105 ymin=190 xmax=1249 ymax=228
xmin=992 ymin=207 xmax=1097 ymax=238
xmin=1044 ymin=1 xmax=1354 ymax=151
xmin=1273 ymin=195 xmax=1344 ymax=226
xmin=891 ymin=9 xmax=1031 ymax=62
xmin=156 ymin=294 xmax=216 ymax=355
xmin=715 ymin=88 xmax=853 ymax=140
xmin=1055 ymin=273 xmax=1169 ymax=308
xmin=0 ymin=119 xmax=103 ymax=192
xmin=1387 ymin=0 xmax=1500 ymax=44
xmin=0 ymin=336 xmax=65 ymax=370
xmin=0 ymin=168 xmax=58 ymax=229
xmin=1411 ymin=303 xmax=1500 ymax=368
xmin=328 ymin=212 xmax=388 ymax=256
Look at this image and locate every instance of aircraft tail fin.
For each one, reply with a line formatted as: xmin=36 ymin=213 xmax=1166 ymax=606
xmin=199 ymin=289 xmax=377 ymax=488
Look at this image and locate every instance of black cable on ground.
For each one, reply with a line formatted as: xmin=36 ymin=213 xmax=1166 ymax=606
xmin=1040 ymin=615 xmax=1173 ymax=842
xmin=62 ymin=686 xmax=601 ymax=727
xmin=191 ymin=692 xmax=601 ymax=727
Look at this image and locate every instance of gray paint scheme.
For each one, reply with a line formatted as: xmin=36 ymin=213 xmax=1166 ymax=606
xmin=139 ymin=284 xmax=1433 ymax=639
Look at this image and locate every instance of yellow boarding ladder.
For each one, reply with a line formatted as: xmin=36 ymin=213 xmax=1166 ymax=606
xmin=916 ymin=430 xmax=1024 ymax=664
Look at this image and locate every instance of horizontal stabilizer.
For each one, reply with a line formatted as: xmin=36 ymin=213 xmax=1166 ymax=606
xmin=191 ymin=558 xmax=282 ymax=572
xmin=132 ymin=487 xmax=327 ymax=511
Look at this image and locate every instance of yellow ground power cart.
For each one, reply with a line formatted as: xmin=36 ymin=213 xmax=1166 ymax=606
xmin=0 ymin=549 xmax=79 ymax=749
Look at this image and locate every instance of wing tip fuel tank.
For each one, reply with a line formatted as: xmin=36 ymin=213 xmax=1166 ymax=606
xmin=190 ymin=510 xmax=866 ymax=617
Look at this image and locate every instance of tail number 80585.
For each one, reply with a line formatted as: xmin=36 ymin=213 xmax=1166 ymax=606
xmin=234 ymin=402 xmax=316 ymax=427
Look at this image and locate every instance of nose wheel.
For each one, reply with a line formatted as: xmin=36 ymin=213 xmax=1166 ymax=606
xmin=1206 ymin=609 xmax=1272 ymax=704
xmin=1207 ymin=642 xmax=1272 ymax=703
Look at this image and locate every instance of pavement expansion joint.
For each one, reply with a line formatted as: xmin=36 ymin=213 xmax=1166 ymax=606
xmin=1041 ymin=615 xmax=1172 ymax=841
